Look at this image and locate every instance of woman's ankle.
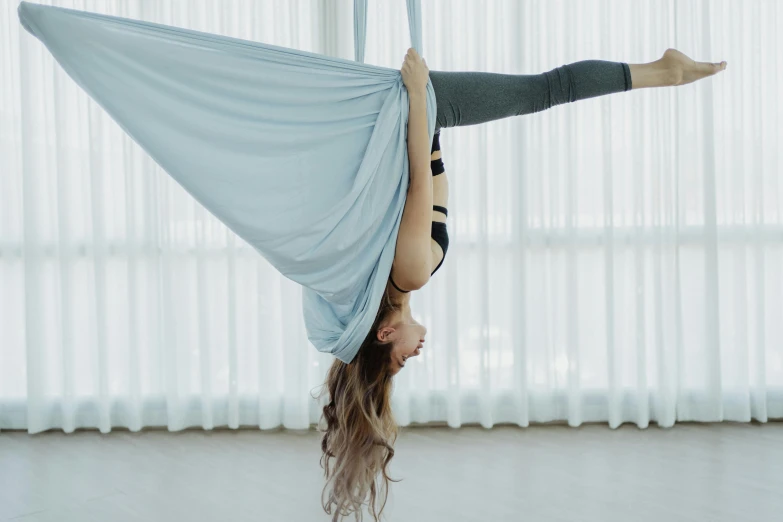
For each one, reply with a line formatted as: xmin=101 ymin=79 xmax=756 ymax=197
xmin=628 ymin=60 xmax=676 ymax=90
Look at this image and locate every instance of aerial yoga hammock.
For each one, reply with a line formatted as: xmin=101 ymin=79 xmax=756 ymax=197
xmin=17 ymin=0 xmax=438 ymax=365
xmin=17 ymin=0 xmax=644 ymax=365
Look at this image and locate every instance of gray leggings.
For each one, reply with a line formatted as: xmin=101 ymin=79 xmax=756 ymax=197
xmin=429 ymin=60 xmax=632 ymax=134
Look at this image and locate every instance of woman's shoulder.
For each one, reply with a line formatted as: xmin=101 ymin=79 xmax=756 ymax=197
xmin=386 ymin=278 xmax=411 ymax=302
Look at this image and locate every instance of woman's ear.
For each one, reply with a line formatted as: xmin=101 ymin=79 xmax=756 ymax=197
xmin=376 ymin=326 xmax=393 ymax=344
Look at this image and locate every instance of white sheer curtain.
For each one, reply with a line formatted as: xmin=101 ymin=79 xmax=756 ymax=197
xmin=1 ymin=0 xmax=781 ymax=434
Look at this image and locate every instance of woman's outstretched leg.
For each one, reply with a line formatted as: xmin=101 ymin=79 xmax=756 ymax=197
xmin=429 ymin=48 xmax=727 ymax=132
xmin=429 ymin=60 xmax=632 ymax=132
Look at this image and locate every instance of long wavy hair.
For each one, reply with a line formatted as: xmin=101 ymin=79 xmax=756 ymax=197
xmin=313 ymin=286 xmax=403 ymax=522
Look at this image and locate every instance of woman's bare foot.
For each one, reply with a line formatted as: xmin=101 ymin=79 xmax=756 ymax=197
xmin=660 ymin=48 xmax=727 ymax=86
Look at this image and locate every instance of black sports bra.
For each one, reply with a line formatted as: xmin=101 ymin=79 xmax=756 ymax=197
xmin=390 ymin=131 xmax=449 ymax=293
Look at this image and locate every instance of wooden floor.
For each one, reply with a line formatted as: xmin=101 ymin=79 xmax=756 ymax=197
xmin=1 ymin=422 xmax=782 ymax=521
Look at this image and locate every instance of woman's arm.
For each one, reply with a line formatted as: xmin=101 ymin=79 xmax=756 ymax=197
xmin=390 ymin=89 xmax=433 ymax=291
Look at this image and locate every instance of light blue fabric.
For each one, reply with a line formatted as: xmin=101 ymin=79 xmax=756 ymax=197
xmin=17 ymin=0 xmax=437 ymax=364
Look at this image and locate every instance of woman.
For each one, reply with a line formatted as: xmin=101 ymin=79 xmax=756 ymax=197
xmin=317 ymin=48 xmax=727 ymax=521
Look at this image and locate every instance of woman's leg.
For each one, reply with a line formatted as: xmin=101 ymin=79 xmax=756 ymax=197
xmin=429 ymin=60 xmax=633 ymax=133
xmin=428 ymin=48 xmax=728 ymax=134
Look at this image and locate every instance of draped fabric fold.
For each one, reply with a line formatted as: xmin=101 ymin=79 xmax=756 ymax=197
xmin=17 ymin=0 xmax=437 ymax=364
